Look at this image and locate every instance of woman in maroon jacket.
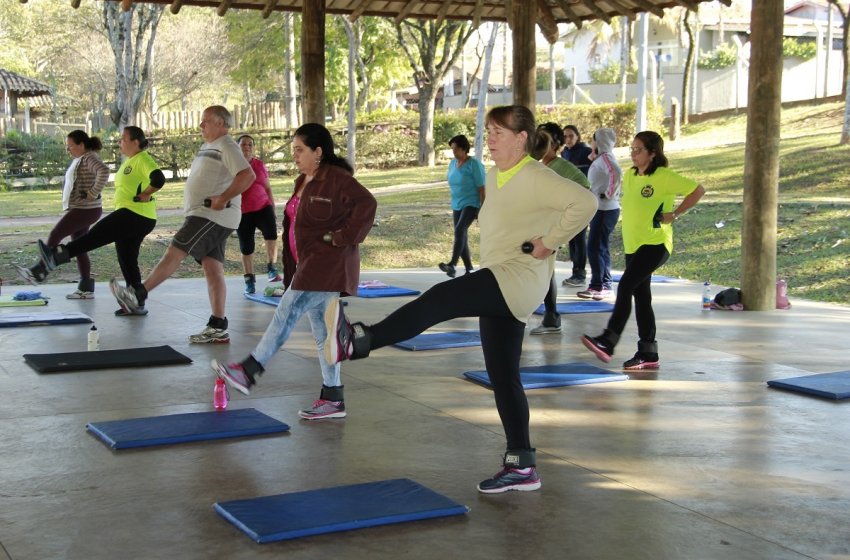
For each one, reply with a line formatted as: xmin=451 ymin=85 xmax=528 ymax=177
xmin=213 ymin=123 xmax=377 ymax=420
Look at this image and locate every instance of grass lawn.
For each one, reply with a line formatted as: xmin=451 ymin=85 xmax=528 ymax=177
xmin=1 ymin=102 xmax=848 ymax=305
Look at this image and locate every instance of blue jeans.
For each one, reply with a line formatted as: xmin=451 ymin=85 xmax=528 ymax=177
xmin=587 ymin=208 xmax=620 ymax=291
xmin=251 ymin=289 xmax=341 ymax=387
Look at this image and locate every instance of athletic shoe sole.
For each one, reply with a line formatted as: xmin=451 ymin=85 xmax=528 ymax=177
xmin=109 ymin=278 xmax=142 ymax=314
xmin=189 ymin=335 xmax=230 ymax=344
xmin=14 ymin=265 xmax=40 ymax=286
xmin=298 ymin=410 xmax=347 ymax=420
xmin=478 ymin=479 xmax=542 ymax=494
xmin=530 ymin=327 xmax=562 ymax=335
xmin=581 ymin=335 xmax=612 ymax=363
xmin=211 ymin=359 xmax=251 ymax=395
xmin=623 ymin=360 xmax=660 ymax=371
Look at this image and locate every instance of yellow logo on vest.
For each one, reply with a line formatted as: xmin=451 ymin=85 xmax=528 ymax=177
xmin=641 ymin=185 xmax=654 ymax=198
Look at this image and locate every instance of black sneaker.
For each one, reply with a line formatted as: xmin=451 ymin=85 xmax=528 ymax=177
xmin=478 ymin=466 xmax=541 ymax=494
xmin=623 ymin=354 xmax=660 ymax=370
xmin=581 ymin=334 xmax=613 ymax=363
xmin=37 ymin=240 xmax=57 ymax=271
xmin=438 ymin=262 xmax=456 ymax=278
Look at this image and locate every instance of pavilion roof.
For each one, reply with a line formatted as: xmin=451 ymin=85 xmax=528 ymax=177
xmin=0 ymin=69 xmax=51 ymax=97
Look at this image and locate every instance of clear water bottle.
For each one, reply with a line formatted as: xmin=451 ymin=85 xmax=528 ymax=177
xmin=87 ymin=325 xmax=99 ymax=351
xmin=213 ymin=377 xmax=229 ymax=410
xmin=702 ymin=281 xmax=712 ymax=311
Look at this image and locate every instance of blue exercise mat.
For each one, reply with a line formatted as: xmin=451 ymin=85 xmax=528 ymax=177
xmin=244 ymin=292 xmax=280 ymax=307
xmin=86 ymin=408 xmax=290 ymax=449
xmin=0 ymin=311 xmax=91 ymax=328
xmin=393 ymin=330 xmax=481 ymax=351
xmin=464 ymin=362 xmax=628 ymax=389
xmin=611 ymin=273 xmax=679 ymax=283
xmin=533 ymin=301 xmax=614 ymax=315
xmin=767 ymin=371 xmax=850 ymax=400
xmin=214 ymin=478 xmax=468 ymax=543
xmin=356 ymin=285 xmax=421 ymax=298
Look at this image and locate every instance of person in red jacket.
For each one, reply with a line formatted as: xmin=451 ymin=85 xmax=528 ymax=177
xmin=213 ymin=123 xmax=377 ymax=420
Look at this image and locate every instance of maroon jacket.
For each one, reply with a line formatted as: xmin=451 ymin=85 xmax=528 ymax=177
xmin=282 ymin=164 xmax=377 ymax=296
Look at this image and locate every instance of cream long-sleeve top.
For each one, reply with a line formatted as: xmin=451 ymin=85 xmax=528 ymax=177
xmin=479 ymin=159 xmax=598 ymax=321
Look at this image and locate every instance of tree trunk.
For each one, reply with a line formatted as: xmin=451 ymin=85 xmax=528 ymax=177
xmin=417 ymin=86 xmax=436 ymax=166
xmin=283 ymin=13 xmax=298 ymax=130
xmin=103 ymin=3 xmax=163 ymax=129
xmin=682 ymin=10 xmax=695 ymax=125
xmin=827 ymin=1 xmax=849 ymax=98
xmin=343 ymin=17 xmax=358 ymax=167
xmin=474 ymin=23 xmax=499 ymax=161
xmin=511 ymin=0 xmax=536 ymax=108
xmin=301 ymin=1 xmax=326 ymax=124
xmin=741 ymin=0 xmax=784 ymax=311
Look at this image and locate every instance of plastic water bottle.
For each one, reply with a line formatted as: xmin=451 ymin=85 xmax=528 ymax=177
xmin=213 ymin=377 xmax=229 ymax=410
xmin=87 ymin=325 xmax=99 ymax=351
xmin=702 ymin=281 xmax=712 ymax=311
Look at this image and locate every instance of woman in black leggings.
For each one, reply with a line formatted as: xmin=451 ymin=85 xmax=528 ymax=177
xmin=581 ymin=131 xmax=705 ymax=370
xmin=26 ymin=127 xmax=165 ymax=316
xmin=322 ymin=106 xmax=597 ymax=494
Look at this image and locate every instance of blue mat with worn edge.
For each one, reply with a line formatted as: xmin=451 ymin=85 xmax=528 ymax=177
xmin=464 ymin=362 xmax=628 ymax=389
xmin=214 ymin=478 xmax=468 ymax=543
xmin=86 ymin=408 xmax=290 ymax=449
xmin=0 ymin=311 xmax=91 ymax=327
xmin=767 ymin=371 xmax=850 ymax=400
xmin=244 ymin=292 xmax=280 ymax=307
xmin=356 ymin=285 xmax=421 ymax=298
xmin=533 ymin=301 xmax=614 ymax=315
xmin=393 ymin=330 xmax=480 ymax=351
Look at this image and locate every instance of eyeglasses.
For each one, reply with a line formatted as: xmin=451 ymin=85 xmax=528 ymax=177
xmin=629 ymin=147 xmax=645 ymax=155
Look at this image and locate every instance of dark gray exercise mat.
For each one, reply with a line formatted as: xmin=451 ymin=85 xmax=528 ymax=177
xmin=0 ymin=311 xmax=91 ymax=327
xmin=24 ymin=345 xmax=192 ymax=373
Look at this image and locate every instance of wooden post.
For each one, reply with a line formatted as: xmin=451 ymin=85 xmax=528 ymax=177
xmin=670 ymin=97 xmax=680 ymax=141
xmin=741 ymin=0 xmax=784 ymax=311
xmin=511 ymin=1 xmax=535 ymax=109
xmin=301 ymin=1 xmax=326 ymax=124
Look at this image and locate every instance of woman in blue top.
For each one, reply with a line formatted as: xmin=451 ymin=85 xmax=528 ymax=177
xmin=438 ymin=134 xmax=485 ymax=278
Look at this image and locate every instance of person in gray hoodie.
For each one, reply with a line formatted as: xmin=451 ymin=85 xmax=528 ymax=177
xmin=576 ymin=128 xmax=621 ymax=300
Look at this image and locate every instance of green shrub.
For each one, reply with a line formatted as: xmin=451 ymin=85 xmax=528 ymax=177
xmin=783 ymin=37 xmax=817 ymax=60
xmin=536 ymin=68 xmax=573 ymax=89
xmin=0 ymin=131 xmax=68 ymax=188
xmin=588 ymin=61 xmax=636 ymax=84
xmin=698 ymin=42 xmax=738 ymax=70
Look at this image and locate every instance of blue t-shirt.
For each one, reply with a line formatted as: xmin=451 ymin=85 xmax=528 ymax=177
xmin=447 ymin=157 xmax=485 ymax=211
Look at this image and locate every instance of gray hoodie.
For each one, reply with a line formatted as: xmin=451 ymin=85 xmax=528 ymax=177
xmin=587 ymin=127 xmax=621 ymax=211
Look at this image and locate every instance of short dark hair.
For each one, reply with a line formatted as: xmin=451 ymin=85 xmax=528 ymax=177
xmin=562 ymin=124 xmax=581 ymax=142
xmin=632 ymin=130 xmax=668 ymax=175
xmin=448 ymin=134 xmax=470 ymax=153
xmin=537 ymin=122 xmax=565 ymax=149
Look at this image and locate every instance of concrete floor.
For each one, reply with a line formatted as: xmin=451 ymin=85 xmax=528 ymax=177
xmin=1 ymin=266 xmax=848 ymax=560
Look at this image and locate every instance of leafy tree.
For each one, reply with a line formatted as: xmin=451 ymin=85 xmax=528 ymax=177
xmin=396 ymin=19 xmax=475 ymax=166
xmin=536 ymin=68 xmax=572 ymax=90
xmin=698 ymin=43 xmax=738 ymax=70
xmin=102 ymin=2 xmax=164 ymax=129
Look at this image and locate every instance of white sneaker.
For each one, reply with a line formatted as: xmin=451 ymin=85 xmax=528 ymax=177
xmin=189 ymin=325 xmax=230 ymax=344
xmin=66 ymin=290 xmax=95 ymax=300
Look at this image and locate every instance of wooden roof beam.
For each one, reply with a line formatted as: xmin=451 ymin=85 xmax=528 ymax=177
xmin=671 ymin=0 xmax=700 ymax=10
xmin=261 ymin=0 xmax=278 ymax=19
xmin=348 ymin=0 xmax=371 ymax=23
xmin=536 ymin=0 xmax=560 ymax=44
xmin=472 ymin=0 xmax=485 ymax=29
xmin=553 ymin=0 xmax=583 ymax=29
xmin=579 ymin=0 xmax=611 ymax=24
xmin=121 ymin=0 xmax=131 ymax=11
xmin=435 ymin=0 xmax=452 ymax=26
xmin=604 ymin=0 xmax=636 ymax=18
xmin=170 ymin=0 xmax=185 ymax=15
xmin=70 ymin=0 xmax=81 ymax=7
xmin=216 ymin=0 xmax=233 ymax=17
xmin=395 ymin=0 xmax=420 ymax=25
xmin=629 ymin=0 xmax=665 ymax=18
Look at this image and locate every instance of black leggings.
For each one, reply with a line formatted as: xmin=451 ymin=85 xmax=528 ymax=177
xmin=606 ymin=244 xmax=669 ymax=344
xmin=65 ymin=208 xmax=156 ymax=291
xmin=368 ymin=270 xmax=531 ymax=451
xmin=448 ymin=206 xmax=478 ymax=271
